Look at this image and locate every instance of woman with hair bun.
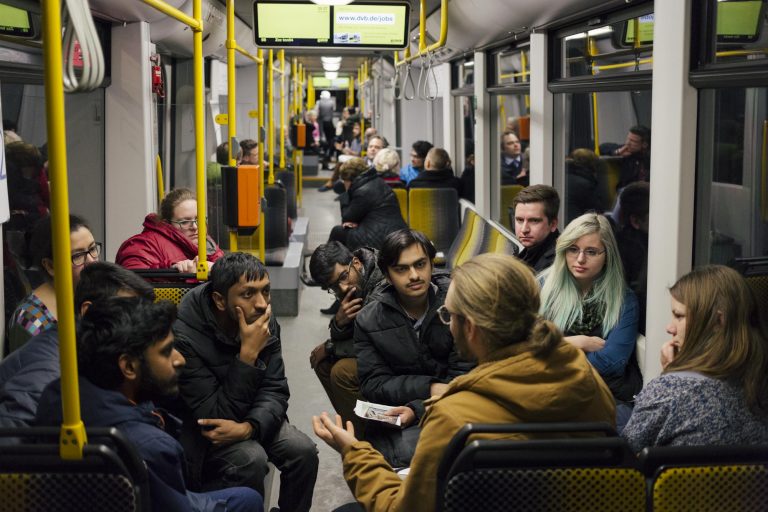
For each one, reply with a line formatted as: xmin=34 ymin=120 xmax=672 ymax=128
xmin=623 ymin=265 xmax=768 ymax=452
xmin=312 ymin=253 xmax=614 ymax=512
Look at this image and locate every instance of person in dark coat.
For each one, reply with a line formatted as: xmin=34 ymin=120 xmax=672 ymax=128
xmin=328 ymin=157 xmax=407 ymax=251
xmin=616 ymin=181 xmax=649 ymax=334
xmin=36 ymin=297 xmax=263 ymax=512
xmin=500 ymin=130 xmax=528 ymax=186
xmin=613 ymin=125 xmax=651 ymax=190
xmin=308 ymin=243 xmax=385 ymax=436
xmin=0 ymin=262 xmax=154 ymax=431
xmin=408 ymin=147 xmax=463 ymax=196
xmin=353 ymin=229 xmax=475 ymax=467
xmin=565 ymin=148 xmax=607 ymax=223
xmin=173 ymin=252 xmax=318 ymax=512
xmin=511 ymin=185 xmax=561 ymax=273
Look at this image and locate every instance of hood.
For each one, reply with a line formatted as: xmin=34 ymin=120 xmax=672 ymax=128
xmin=142 ymin=213 xmax=218 ymax=257
xmin=443 ymin=341 xmax=611 ymax=422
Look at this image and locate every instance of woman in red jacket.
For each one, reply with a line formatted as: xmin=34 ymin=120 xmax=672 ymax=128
xmin=116 ymin=188 xmax=224 ymax=272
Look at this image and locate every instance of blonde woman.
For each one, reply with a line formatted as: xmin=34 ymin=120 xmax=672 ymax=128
xmin=540 ymin=212 xmax=640 ymax=430
xmin=373 ymin=147 xmax=404 ymax=187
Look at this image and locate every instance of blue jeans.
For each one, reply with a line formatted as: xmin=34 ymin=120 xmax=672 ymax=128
xmin=206 ymin=487 xmax=264 ymax=512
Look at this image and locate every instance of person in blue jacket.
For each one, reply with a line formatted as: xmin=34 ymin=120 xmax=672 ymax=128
xmin=539 ymin=212 xmax=640 ymax=432
xmin=399 ymin=140 xmax=432 ymax=185
xmin=36 ymin=297 xmax=263 ymax=512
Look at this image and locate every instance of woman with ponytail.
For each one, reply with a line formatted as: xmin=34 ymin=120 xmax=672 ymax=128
xmin=312 ymin=253 xmax=615 ymax=512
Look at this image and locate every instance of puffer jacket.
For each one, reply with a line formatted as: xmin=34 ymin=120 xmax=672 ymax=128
xmin=354 ymin=271 xmax=474 ymax=418
xmin=328 ymin=247 xmax=385 ymax=358
xmin=340 ymin=341 xmax=616 ymax=512
xmin=116 ymin=213 xmax=224 ymax=270
xmin=339 ymin=168 xmax=407 ymax=250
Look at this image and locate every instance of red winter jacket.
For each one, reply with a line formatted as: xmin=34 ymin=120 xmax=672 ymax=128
xmin=116 ymin=214 xmax=224 ymax=270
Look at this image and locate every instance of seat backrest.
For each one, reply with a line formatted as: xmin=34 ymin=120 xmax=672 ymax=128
xmin=408 ymin=188 xmax=460 ymax=254
xmin=393 ymin=187 xmax=408 ymax=224
xmin=437 ymin=423 xmax=644 ymax=512
xmin=734 ymin=256 xmax=768 ymax=329
xmin=499 ymin=185 xmax=524 ymax=231
xmin=130 ymin=270 xmax=202 ymax=306
xmin=264 ymin=184 xmax=289 ymax=250
xmin=0 ymin=427 xmax=150 ymax=512
xmin=641 ymin=445 xmax=768 ymax=512
xmin=446 ymin=208 xmax=485 ymax=270
xmin=276 ymin=170 xmax=298 ymax=219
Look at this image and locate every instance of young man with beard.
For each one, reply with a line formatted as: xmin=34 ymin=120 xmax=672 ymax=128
xmin=173 ymin=252 xmax=318 ymax=512
xmin=313 ymin=254 xmax=615 ymax=512
xmin=308 ymin=242 xmax=384 ymax=435
xmin=352 ymin=229 xmax=474 ymax=468
xmin=35 ymin=298 xmax=263 ymax=511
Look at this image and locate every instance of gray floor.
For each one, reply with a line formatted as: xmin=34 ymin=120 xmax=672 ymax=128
xmin=273 ymin=184 xmax=357 ymax=511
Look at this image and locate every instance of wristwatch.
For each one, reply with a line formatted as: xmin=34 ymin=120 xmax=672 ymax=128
xmin=324 ymin=340 xmax=336 ymax=357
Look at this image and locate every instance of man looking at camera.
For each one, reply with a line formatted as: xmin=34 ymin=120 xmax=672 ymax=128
xmin=308 ymin=242 xmax=385 ymax=435
xmin=174 ymin=252 xmax=318 ymax=512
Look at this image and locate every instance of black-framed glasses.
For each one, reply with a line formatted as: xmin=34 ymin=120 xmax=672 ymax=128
xmin=565 ymin=246 xmax=606 ymax=259
xmin=437 ymin=305 xmax=456 ymax=326
xmin=326 ymin=261 xmax=355 ymax=297
xmin=171 ymin=217 xmax=206 ymax=229
xmin=71 ymin=242 xmax=102 ymax=267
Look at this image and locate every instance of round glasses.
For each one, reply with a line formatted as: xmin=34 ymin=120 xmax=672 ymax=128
xmin=437 ymin=305 xmax=460 ymax=326
xmin=71 ymin=242 xmax=102 ymax=267
xmin=565 ymin=246 xmax=606 ymax=259
xmin=171 ymin=217 xmax=206 ymax=229
xmin=325 ymin=261 xmax=355 ymax=298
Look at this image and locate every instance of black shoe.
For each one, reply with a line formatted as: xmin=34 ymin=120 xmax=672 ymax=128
xmin=318 ymin=185 xmax=332 ymax=192
xmin=320 ymin=299 xmax=340 ymax=315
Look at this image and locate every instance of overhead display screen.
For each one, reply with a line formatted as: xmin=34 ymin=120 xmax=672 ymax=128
xmin=253 ymin=0 xmax=410 ymax=49
xmin=0 ymin=3 xmax=33 ymax=38
xmin=716 ymin=0 xmax=764 ymax=43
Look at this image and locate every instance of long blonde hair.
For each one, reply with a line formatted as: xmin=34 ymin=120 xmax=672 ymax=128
xmin=452 ymin=253 xmax=562 ymax=356
xmin=539 ymin=213 xmax=625 ymax=336
xmin=666 ymin=265 xmax=768 ymax=412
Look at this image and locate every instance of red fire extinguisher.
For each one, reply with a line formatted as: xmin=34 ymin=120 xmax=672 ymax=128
xmin=151 ymin=54 xmax=164 ymax=98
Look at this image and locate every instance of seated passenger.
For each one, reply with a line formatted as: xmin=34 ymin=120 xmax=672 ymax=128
xmin=399 ymin=140 xmax=433 ymax=186
xmin=613 ymin=125 xmax=651 ymax=190
xmin=116 ymin=188 xmax=224 ymax=272
xmin=308 ymin=242 xmax=385 ymax=436
xmin=373 ymin=147 xmax=404 ymax=187
xmin=353 ymin=229 xmax=474 ymax=468
xmin=8 ymin=214 xmax=99 ymax=353
xmin=36 ymin=297 xmax=263 ymax=512
xmin=408 ymin=148 xmax=462 ymax=196
xmin=616 ymin=182 xmax=649 ymax=334
xmin=622 ymin=265 xmax=768 ymax=452
xmin=512 ymin=185 xmax=560 ymax=272
xmin=328 ymin=158 xmax=407 ymax=251
xmin=458 ymin=141 xmax=475 ymax=202
xmin=540 ymin=213 xmax=640 ymax=431
xmin=320 ymin=121 xmax=363 ymax=192
xmin=364 ymin=134 xmax=386 ymax=168
xmin=500 ymin=130 xmax=528 ymax=186
xmin=313 ymin=253 xmax=615 ymax=512
xmin=173 ymin=252 xmax=318 ymax=512
xmin=0 ymin=262 xmax=153 ymax=430
xmin=565 ymin=148 xmax=607 ymax=223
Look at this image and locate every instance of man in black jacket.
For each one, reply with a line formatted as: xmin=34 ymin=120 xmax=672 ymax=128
xmin=308 ymin=242 xmax=384 ymax=435
xmin=174 ymin=252 xmax=318 ymax=512
xmin=407 ymin=147 xmax=463 ymax=196
xmin=354 ymin=229 xmax=474 ymax=467
xmin=511 ymin=184 xmax=560 ymax=273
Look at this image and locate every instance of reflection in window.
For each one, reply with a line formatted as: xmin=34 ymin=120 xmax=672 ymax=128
xmin=561 ymin=13 xmax=654 ymax=79
xmin=714 ymin=0 xmax=768 ymax=65
xmin=492 ymin=94 xmax=530 ymax=229
xmin=496 ymin=48 xmax=530 ymax=85
xmin=455 ymin=95 xmax=476 ymax=203
xmin=695 ymin=86 xmax=768 ymax=265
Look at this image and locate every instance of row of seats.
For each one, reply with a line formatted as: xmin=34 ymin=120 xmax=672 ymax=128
xmin=445 ymin=201 xmax=523 ymax=270
xmin=438 ymin=422 xmax=768 ymax=512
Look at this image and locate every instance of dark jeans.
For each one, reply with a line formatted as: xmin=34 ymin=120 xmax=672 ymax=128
xmin=365 ymin=423 xmax=421 ymax=469
xmin=205 ymin=487 xmax=264 ymax=512
xmin=203 ymin=419 xmax=318 ymax=512
xmin=314 ymin=356 xmax=366 ymax=438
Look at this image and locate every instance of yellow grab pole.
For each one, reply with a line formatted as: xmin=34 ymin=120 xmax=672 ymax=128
xmin=141 ymin=0 xmax=201 ymax=29
xmin=226 ymin=0 xmax=237 ymax=166
xmin=307 ymin=75 xmax=315 ymax=109
xmin=192 ymin=0 xmax=207 ymax=280
xmin=43 ymin=0 xmax=86 ymax=460
xmin=588 ymin=36 xmax=600 ymax=155
xmin=257 ymin=48 xmax=265 ymax=262
xmin=348 ymin=75 xmax=354 ymax=107
xmin=279 ymin=50 xmax=286 ymax=169
xmin=419 ymin=0 xmax=427 ymax=53
xmin=268 ymin=49 xmax=275 ymax=184
xmin=156 ymin=155 xmax=165 ymax=205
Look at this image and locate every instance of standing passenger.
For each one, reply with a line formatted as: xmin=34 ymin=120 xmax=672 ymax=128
xmin=116 ymin=188 xmax=224 ymax=272
xmin=313 ymin=253 xmax=615 ymax=512
xmin=173 ymin=252 xmax=318 ymax=512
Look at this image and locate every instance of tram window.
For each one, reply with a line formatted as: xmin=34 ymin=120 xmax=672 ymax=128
xmin=560 ymin=13 xmax=654 ymax=78
xmin=492 ymin=94 xmax=530 ymax=226
xmin=495 ymin=48 xmax=530 ymax=85
xmin=454 ymin=95 xmax=475 ymax=189
xmin=694 ymin=86 xmax=768 ymax=265
xmin=713 ymin=0 xmax=768 ymax=64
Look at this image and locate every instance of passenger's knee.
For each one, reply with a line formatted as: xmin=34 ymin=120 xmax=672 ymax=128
xmin=330 ymin=358 xmax=359 ymax=390
xmin=208 ymin=441 xmax=270 ymax=490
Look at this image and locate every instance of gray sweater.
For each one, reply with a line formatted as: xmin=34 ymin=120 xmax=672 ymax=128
xmin=622 ymin=371 xmax=768 ymax=452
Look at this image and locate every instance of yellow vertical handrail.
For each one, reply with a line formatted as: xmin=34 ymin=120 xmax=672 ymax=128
xmin=419 ymin=0 xmax=427 ymax=53
xmin=588 ymin=36 xmax=600 ymax=155
xmin=192 ymin=0 xmax=207 ymax=280
xmin=307 ymin=75 xmax=315 ymax=109
xmin=279 ymin=50 xmax=286 ymax=169
xmin=268 ymin=49 xmax=275 ymax=184
xmin=42 ymin=0 xmax=86 ymax=460
xmin=156 ymin=155 xmax=165 ymax=205
xmin=225 ymin=0 xmax=238 ymax=252
xmin=348 ymin=75 xmax=354 ymax=107
xmin=395 ymin=0 xmax=448 ymax=67
xmin=257 ymin=48 xmax=266 ymax=262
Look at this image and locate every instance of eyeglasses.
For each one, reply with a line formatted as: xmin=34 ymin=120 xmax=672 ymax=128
xmin=437 ymin=305 xmax=460 ymax=326
xmin=170 ymin=217 xmax=206 ymax=229
xmin=325 ymin=261 xmax=355 ymax=297
xmin=71 ymin=242 xmax=102 ymax=267
xmin=565 ymin=246 xmax=606 ymax=259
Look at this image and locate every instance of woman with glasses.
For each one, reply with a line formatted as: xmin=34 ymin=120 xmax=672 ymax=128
xmin=8 ymin=214 xmax=99 ymax=353
xmin=116 ymin=187 xmax=223 ymax=272
xmin=539 ymin=212 xmax=640 ymax=431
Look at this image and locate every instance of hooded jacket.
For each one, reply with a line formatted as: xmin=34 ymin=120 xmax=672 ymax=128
xmin=354 ymin=271 xmax=474 ymax=418
xmin=327 ymin=247 xmax=385 ymax=358
xmin=116 ymin=213 xmax=224 ymax=270
xmin=339 ymin=168 xmax=407 ymax=250
xmin=340 ymin=341 xmax=616 ymax=512
xmin=173 ymin=283 xmax=288 ymax=444
xmin=35 ymin=377 xmax=234 ymax=512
